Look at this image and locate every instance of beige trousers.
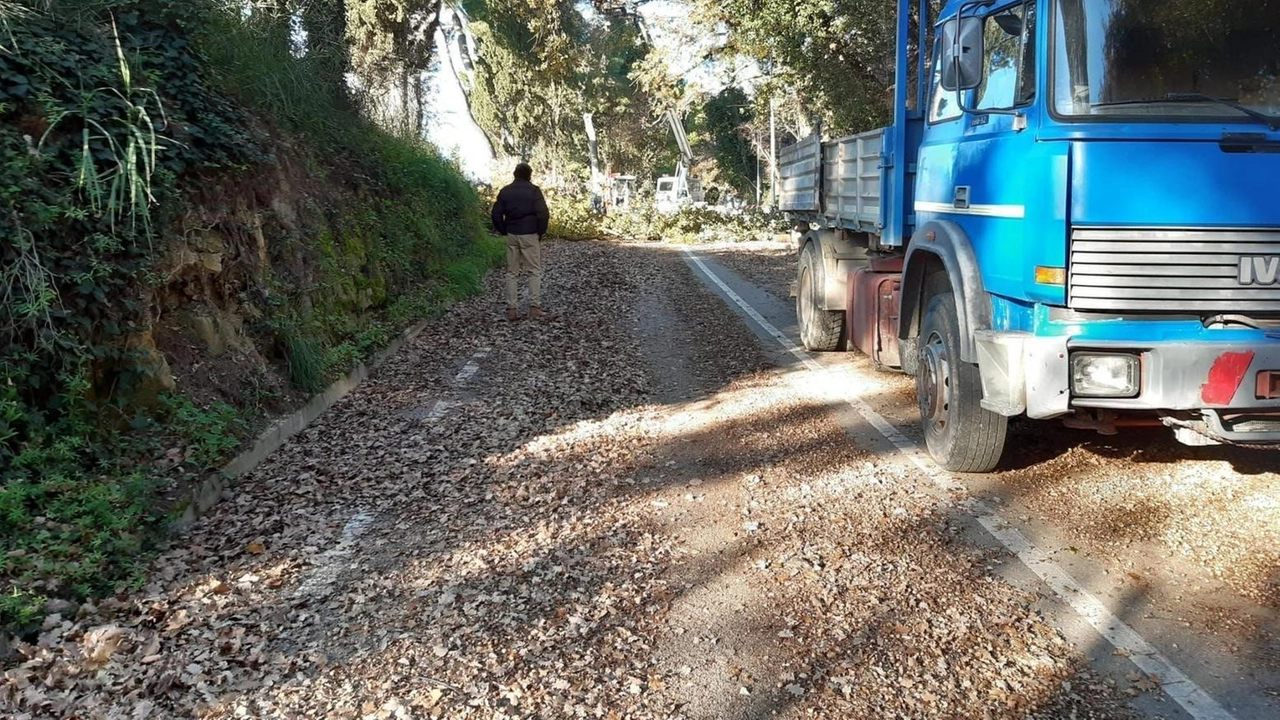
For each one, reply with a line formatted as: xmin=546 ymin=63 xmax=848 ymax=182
xmin=505 ymin=233 xmax=543 ymax=307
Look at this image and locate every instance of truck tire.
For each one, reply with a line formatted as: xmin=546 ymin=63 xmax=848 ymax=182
xmin=797 ymin=242 xmax=844 ymax=351
xmin=915 ymin=293 xmax=1008 ymax=472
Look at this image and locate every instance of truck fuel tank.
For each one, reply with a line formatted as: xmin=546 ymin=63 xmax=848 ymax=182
xmin=847 ymin=257 xmax=905 ymax=370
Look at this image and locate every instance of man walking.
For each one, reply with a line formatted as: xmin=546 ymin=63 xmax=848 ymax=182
xmin=491 ymin=163 xmax=551 ymax=321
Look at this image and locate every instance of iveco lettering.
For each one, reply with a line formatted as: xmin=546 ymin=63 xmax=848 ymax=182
xmin=1239 ymin=256 xmax=1280 ymax=286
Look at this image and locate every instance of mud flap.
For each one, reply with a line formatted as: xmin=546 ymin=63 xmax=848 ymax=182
xmin=974 ymin=331 xmax=1028 ymax=416
xmin=1024 ymin=336 xmax=1071 ymax=419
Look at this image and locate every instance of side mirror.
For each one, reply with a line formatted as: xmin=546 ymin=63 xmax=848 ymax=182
xmin=940 ymin=16 xmax=984 ymax=92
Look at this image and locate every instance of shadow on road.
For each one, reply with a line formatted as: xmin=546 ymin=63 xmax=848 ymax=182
xmin=20 ymin=241 xmax=1278 ymax=719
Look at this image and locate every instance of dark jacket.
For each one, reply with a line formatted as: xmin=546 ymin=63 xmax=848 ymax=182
xmin=491 ymin=180 xmax=550 ymax=236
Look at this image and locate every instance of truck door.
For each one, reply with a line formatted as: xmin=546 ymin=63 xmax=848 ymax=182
xmin=916 ymin=0 xmax=1041 ymax=302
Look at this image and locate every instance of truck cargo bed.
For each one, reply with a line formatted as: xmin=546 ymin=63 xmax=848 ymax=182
xmin=777 ymin=128 xmax=885 ymax=235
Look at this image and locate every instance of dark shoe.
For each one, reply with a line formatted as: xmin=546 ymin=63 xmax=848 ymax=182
xmin=506 ymin=307 xmax=520 ymax=321
xmin=529 ymin=306 xmax=553 ymax=321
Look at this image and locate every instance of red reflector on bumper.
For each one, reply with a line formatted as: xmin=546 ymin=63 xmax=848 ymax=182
xmin=1201 ymin=351 xmax=1255 ymax=405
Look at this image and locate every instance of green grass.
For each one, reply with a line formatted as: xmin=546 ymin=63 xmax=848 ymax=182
xmin=0 ymin=391 xmax=254 ymax=631
xmin=195 ymin=7 xmax=349 ymax=144
xmin=285 ymin=332 xmax=327 ymax=394
xmin=0 ymin=464 xmax=157 ymax=628
xmin=440 ymin=234 xmax=505 ymax=299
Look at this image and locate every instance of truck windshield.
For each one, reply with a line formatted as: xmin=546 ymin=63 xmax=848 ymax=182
xmin=1053 ymin=0 xmax=1280 ymax=124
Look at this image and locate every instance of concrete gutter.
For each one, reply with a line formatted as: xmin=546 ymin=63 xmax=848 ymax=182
xmin=0 ymin=318 xmax=432 ymax=661
xmin=170 ymin=317 xmax=432 ymax=532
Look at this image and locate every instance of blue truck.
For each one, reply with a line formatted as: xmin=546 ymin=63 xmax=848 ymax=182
xmin=781 ymin=0 xmax=1280 ymax=471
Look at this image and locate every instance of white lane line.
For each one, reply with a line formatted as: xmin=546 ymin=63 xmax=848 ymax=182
xmin=452 ymin=346 xmax=492 ymax=384
xmin=682 ymin=248 xmax=1234 ymax=720
xmin=412 ymin=348 xmax=490 ymax=424
xmin=295 ymin=511 xmax=377 ymax=600
xmin=424 ymin=400 xmax=454 ymax=422
xmin=294 ymin=349 xmax=493 ymax=599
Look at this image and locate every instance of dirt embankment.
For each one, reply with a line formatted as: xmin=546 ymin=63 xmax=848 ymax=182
xmin=145 ymin=159 xmax=307 ymax=419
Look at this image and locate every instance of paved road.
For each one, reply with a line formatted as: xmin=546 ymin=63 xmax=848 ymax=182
xmin=5 ymin=240 xmax=1277 ymax=719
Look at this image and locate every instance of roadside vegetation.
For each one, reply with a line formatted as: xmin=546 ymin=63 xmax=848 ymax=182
xmin=603 ymin=201 xmax=790 ymax=244
xmin=0 ymin=0 xmax=499 ymax=634
xmin=546 ymin=193 xmax=790 ymax=244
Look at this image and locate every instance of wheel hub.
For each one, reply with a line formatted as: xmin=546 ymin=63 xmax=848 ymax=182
xmin=918 ymin=334 xmax=950 ymax=426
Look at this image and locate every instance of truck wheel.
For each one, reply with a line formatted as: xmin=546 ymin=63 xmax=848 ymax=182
xmin=797 ymin=243 xmax=844 ymax=351
xmin=916 ymin=293 xmax=1008 ymax=472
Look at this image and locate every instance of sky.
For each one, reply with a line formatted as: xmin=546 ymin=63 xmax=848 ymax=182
xmin=422 ymin=5 xmax=495 ymax=182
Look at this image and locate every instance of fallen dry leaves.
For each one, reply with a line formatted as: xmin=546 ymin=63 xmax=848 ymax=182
xmin=0 ymin=242 xmax=1155 ymax=718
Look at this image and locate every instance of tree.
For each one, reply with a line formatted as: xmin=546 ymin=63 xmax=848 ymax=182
xmin=582 ymin=13 xmax=672 ymax=181
xmin=458 ymin=0 xmax=685 ymax=188
xmin=692 ymin=0 xmax=937 ymax=136
xmin=301 ymin=0 xmax=351 ymax=101
xmin=459 ymin=0 xmax=593 ymax=182
xmin=700 ymin=86 xmax=757 ymax=197
xmin=346 ymin=0 xmax=444 ymax=136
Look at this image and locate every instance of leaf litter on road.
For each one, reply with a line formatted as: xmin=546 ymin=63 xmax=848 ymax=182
xmin=3 ymin=241 xmax=1140 ymax=719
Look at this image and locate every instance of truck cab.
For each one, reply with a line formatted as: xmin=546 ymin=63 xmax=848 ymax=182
xmin=655 ymin=174 xmax=705 ymax=214
xmin=788 ymin=0 xmax=1280 ymax=471
xmin=654 ymin=175 xmax=681 ymax=212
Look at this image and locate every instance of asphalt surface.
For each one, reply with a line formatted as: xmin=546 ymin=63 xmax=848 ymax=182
xmin=5 ymin=239 xmax=1278 ymax=719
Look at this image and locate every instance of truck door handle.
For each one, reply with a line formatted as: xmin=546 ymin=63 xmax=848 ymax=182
xmin=953 ymin=186 xmax=971 ymax=210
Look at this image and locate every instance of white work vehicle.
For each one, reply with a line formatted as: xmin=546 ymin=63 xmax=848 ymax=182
xmin=655 ymin=109 xmax=704 ymax=214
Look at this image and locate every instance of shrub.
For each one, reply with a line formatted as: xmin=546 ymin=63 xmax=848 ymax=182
xmin=594 ymin=196 xmax=791 ymax=245
xmin=546 ymin=193 xmax=604 ymax=241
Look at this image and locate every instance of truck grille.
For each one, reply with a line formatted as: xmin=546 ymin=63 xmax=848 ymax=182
xmin=1068 ymin=228 xmax=1280 ymax=313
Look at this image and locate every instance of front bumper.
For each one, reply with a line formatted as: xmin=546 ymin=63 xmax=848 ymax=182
xmin=974 ymin=331 xmax=1280 ymax=427
xmin=1075 ymin=339 xmax=1280 ymax=444
xmin=1068 ymin=339 xmax=1280 ymax=412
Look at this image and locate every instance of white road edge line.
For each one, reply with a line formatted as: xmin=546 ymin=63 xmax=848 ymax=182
xmin=681 ymin=248 xmax=1234 ymax=720
xmin=294 ymin=511 xmax=377 ymax=600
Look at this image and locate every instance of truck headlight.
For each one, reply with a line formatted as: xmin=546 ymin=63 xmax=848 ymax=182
xmin=1071 ymin=353 xmax=1140 ymax=398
